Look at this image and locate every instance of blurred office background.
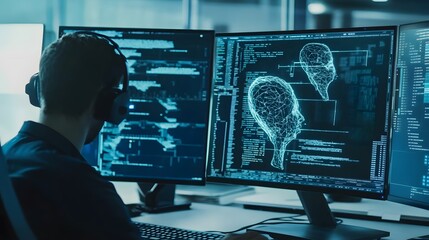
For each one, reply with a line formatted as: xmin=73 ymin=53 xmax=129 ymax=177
xmin=1 ymin=0 xmax=429 ymax=47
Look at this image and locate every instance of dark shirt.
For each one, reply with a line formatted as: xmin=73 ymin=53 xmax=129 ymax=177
xmin=2 ymin=121 xmax=140 ymax=240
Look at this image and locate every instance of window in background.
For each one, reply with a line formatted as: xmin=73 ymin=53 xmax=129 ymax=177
xmin=306 ymin=0 xmax=429 ymax=29
xmin=6 ymin=0 xmax=188 ymax=46
xmin=196 ymin=0 xmax=306 ymax=33
xmin=62 ymin=0 xmax=185 ymax=29
xmin=199 ymin=0 xmax=282 ymax=32
xmin=0 ymin=24 xmax=44 ymax=143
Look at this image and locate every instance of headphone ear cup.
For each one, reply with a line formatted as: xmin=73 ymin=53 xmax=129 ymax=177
xmin=94 ymin=89 xmax=129 ymax=124
xmin=110 ymin=91 xmax=129 ymax=124
xmin=25 ymin=74 xmax=41 ymax=108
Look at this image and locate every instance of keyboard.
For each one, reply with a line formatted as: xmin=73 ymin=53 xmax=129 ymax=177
xmin=134 ymin=222 xmax=225 ymax=240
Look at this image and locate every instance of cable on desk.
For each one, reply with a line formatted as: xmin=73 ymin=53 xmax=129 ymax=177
xmin=206 ymin=215 xmax=344 ymax=235
xmin=206 ymin=214 xmax=307 ymax=234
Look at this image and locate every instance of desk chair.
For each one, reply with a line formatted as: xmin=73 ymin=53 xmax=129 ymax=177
xmin=0 ymin=146 xmax=36 ymax=240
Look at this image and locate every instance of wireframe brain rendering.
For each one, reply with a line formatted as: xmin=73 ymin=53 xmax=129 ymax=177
xmin=299 ymin=43 xmax=336 ymax=101
xmin=248 ymin=76 xmax=304 ymax=170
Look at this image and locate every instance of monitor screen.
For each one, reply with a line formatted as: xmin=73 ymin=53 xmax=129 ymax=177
xmin=60 ymin=27 xmax=214 ymax=184
xmin=0 ymin=24 xmax=43 ymax=143
xmin=389 ymin=21 xmax=429 ymax=210
xmin=207 ymin=26 xmax=397 ymax=199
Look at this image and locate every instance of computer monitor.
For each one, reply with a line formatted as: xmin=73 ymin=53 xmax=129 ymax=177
xmin=389 ymin=21 xmax=429 ymax=212
xmin=59 ymin=26 xmax=214 ymax=212
xmin=207 ymin=26 xmax=396 ymax=239
xmin=0 ymin=24 xmax=44 ymax=143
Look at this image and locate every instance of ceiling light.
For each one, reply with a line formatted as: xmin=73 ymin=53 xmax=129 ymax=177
xmin=372 ymin=0 xmax=388 ymax=2
xmin=308 ymin=3 xmax=327 ymax=15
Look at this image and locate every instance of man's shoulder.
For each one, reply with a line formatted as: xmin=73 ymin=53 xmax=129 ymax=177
xmin=8 ymin=151 xmax=101 ymax=182
xmin=3 ymin=131 xmax=96 ymax=180
xmin=3 ymin=132 xmax=59 ymax=162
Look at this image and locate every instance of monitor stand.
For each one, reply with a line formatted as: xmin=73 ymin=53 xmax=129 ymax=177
xmin=247 ymin=190 xmax=390 ymax=240
xmin=136 ymin=183 xmax=191 ymax=213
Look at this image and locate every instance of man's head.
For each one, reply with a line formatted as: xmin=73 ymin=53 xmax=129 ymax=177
xmin=32 ymin=32 xmax=128 ymax=146
xmin=38 ymin=32 xmax=128 ymax=120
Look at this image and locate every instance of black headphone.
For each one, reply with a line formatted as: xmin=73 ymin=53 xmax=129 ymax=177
xmin=25 ymin=31 xmax=129 ymax=124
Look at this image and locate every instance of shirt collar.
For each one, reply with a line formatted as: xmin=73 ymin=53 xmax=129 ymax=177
xmin=19 ymin=121 xmax=84 ymax=159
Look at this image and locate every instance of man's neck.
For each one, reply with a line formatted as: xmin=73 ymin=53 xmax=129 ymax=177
xmin=38 ymin=112 xmax=89 ymax=151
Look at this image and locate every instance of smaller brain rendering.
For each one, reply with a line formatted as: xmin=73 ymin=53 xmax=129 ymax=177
xmin=299 ymin=43 xmax=336 ymax=101
xmin=248 ymin=76 xmax=305 ymax=170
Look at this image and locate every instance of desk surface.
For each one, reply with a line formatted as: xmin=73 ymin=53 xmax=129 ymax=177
xmin=131 ymin=202 xmax=429 ymax=240
xmin=235 ymin=187 xmax=429 ymax=223
xmin=115 ymin=182 xmax=429 ymax=240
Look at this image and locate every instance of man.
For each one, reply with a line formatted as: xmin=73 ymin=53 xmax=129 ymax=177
xmin=3 ymin=32 xmax=266 ymax=239
xmin=3 ymin=32 xmax=140 ymax=239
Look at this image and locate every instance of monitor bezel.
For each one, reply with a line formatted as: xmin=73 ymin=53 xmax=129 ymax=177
xmin=59 ymin=26 xmax=215 ymax=185
xmin=388 ymin=20 xmax=429 ymax=209
xmin=207 ymin=25 xmax=398 ymax=199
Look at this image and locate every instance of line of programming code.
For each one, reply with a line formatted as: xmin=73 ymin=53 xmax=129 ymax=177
xmin=209 ymin=29 xmax=395 ymax=194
